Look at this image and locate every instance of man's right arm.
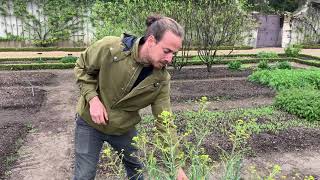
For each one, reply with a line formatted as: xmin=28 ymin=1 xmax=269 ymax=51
xmin=74 ymin=43 xmax=109 ymax=124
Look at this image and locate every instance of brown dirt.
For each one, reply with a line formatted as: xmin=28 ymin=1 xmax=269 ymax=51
xmin=168 ymin=66 xmax=253 ymax=80
xmin=171 ymin=78 xmax=275 ymax=101
xmin=0 ymin=65 xmax=320 ymax=179
xmin=0 ymin=70 xmax=77 ymax=179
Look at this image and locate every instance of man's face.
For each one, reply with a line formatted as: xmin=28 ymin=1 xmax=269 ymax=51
xmin=147 ymin=31 xmax=182 ymax=69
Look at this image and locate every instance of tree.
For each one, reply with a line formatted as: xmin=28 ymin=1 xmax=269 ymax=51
xmin=90 ymin=0 xmax=178 ymax=41
xmin=195 ymin=0 xmax=254 ymax=72
xmin=292 ymin=2 xmax=320 ymax=44
xmin=170 ymin=0 xmax=194 ymax=71
xmin=12 ymin=0 xmax=86 ymax=47
xmin=247 ymin=0 xmax=305 ymax=13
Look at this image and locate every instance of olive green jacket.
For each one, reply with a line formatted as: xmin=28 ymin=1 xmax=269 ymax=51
xmin=74 ymin=35 xmax=174 ymax=135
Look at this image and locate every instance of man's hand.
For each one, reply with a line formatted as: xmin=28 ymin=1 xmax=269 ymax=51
xmin=89 ymin=96 xmax=108 ymax=125
xmin=177 ymin=167 xmax=188 ymax=180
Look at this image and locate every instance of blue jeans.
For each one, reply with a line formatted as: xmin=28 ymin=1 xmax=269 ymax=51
xmin=73 ymin=115 xmax=144 ymax=180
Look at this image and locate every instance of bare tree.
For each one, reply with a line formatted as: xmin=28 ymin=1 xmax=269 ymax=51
xmin=195 ymin=0 xmax=255 ymax=72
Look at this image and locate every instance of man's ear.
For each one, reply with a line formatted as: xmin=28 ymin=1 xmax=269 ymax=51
xmin=146 ymin=35 xmax=156 ymax=47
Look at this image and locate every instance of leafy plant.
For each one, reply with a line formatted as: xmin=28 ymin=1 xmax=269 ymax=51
xmin=60 ymin=56 xmax=77 ymax=63
xmin=275 ymin=87 xmax=320 ymax=121
xmin=285 ymin=44 xmax=302 ymax=57
xmin=276 ymin=61 xmax=292 ymax=69
xmin=228 ymin=60 xmax=242 ymax=70
xmin=248 ymin=69 xmax=320 ymax=90
xmin=257 ymin=51 xmax=278 ymax=59
xmin=132 ymin=111 xmax=215 ymax=179
xmin=257 ymin=59 xmax=270 ymax=70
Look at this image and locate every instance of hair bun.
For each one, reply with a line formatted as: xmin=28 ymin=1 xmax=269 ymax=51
xmin=146 ymin=15 xmax=162 ymax=27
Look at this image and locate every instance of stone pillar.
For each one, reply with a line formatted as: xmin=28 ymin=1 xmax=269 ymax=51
xmin=281 ymin=14 xmax=292 ymax=48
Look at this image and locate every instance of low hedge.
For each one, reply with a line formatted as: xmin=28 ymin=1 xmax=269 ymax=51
xmin=2 ymin=55 xmax=320 ymax=70
xmin=275 ymin=87 xmax=320 ymax=121
xmin=0 ymin=47 xmax=86 ymax=52
xmin=0 ymin=57 xmax=62 ymax=62
xmin=299 ymin=54 xmax=320 ymax=61
xmin=294 ymin=44 xmax=320 ymax=49
xmin=292 ymin=58 xmax=320 ymax=68
xmin=185 ymin=58 xmax=294 ymax=65
xmin=185 ymin=45 xmax=253 ymax=50
xmin=0 ymin=46 xmax=253 ymax=52
xmin=0 ymin=63 xmax=75 ymax=70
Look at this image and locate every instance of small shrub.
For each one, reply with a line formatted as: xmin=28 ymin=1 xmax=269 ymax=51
xmin=228 ymin=60 xmax=242 ymax=70
xmin=257 ymin=60 xmax=270 ymax=69
xmin=285 ymin=44 xmax=302 ymax=57
xmin=276 ymin=61 xmax=292 ymax=69
xmin=32 ymin=38 xmax=57 ymax=47
xmin=275 ymin=87 xmax=320 ymax=121
xmin=35 ymin=59 xmax=45 ymax=63
xmin=257 ymin=51 xmax=278 ymax=59
xmin=60 ymin=56 xmax=77 ymax=63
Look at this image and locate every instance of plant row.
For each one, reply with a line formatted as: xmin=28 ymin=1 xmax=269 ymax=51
xmin=100 ymin=101 xmax=320 ymax=179
xmin=2 ymin=57 xmax=320 ymax=71
xmin=249 ymin=69 xmax=320 ymax=121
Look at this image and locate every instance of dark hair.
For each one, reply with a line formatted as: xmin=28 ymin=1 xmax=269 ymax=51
xmin=145 ymin=15 xmax=184 ymax=42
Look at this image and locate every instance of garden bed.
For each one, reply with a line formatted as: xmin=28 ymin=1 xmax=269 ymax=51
xmin=1 ymin=65 xmax=320 ymax=179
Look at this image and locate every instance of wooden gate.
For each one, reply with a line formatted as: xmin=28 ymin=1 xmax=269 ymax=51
xmin=256 ymin=15 xmax=282 ymax=47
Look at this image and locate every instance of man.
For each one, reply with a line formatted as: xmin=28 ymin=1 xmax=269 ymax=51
xmin=73 ymin=15 xmax=188 ymax=180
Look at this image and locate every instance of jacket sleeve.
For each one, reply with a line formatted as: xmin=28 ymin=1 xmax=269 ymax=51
xmin=74 ymin=41 xmax=109 ymax=102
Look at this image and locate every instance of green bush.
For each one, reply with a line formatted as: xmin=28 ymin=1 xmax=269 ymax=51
xmin=257 ymin=51 xmax=278 ymax=59
xmin=275 ymin=87 xmax=320 ymax=121
xmin=248 ymin=69 xmax=320 ymax=90
xmin=257 ymin=60 xmax=270 ymax=69
xmin=285 ymin=44 xmax=302 ymax=57
xmin=60 ymin=56 xmax=78 ymax=63
xmin=228 ymin=60 xmax=242 ymax=70
xmin=276 ymin=61 xmax=292 ymax=69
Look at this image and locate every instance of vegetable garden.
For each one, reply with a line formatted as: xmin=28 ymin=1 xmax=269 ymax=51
xmin=1 ymin=49 xmax=320 ymax=179
xmin=1 ymin=0 xmax=320 ymax=179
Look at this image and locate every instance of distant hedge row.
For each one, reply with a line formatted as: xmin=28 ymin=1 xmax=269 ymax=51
xmin=0 ymin=57 xmax=62 ymax=62
xmin=0 ymin=47 xmax=86 ymax=52
xmin=2 ymin=58 xmax=320 ymax=71
xmin=294 ymin=44 xmax=320 ymax=49
xmin=0 ymin=46 xmax=254 ymax=52
xmin=0 ymin=63 xmax=75 ymax=70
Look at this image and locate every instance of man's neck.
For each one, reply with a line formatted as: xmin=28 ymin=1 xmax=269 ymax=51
xmin=137 ymin=41 xmax=151 ymax=66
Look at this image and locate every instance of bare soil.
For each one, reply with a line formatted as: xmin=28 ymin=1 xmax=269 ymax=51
xmin=0 ymin=64 xmax=320 ymax=179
